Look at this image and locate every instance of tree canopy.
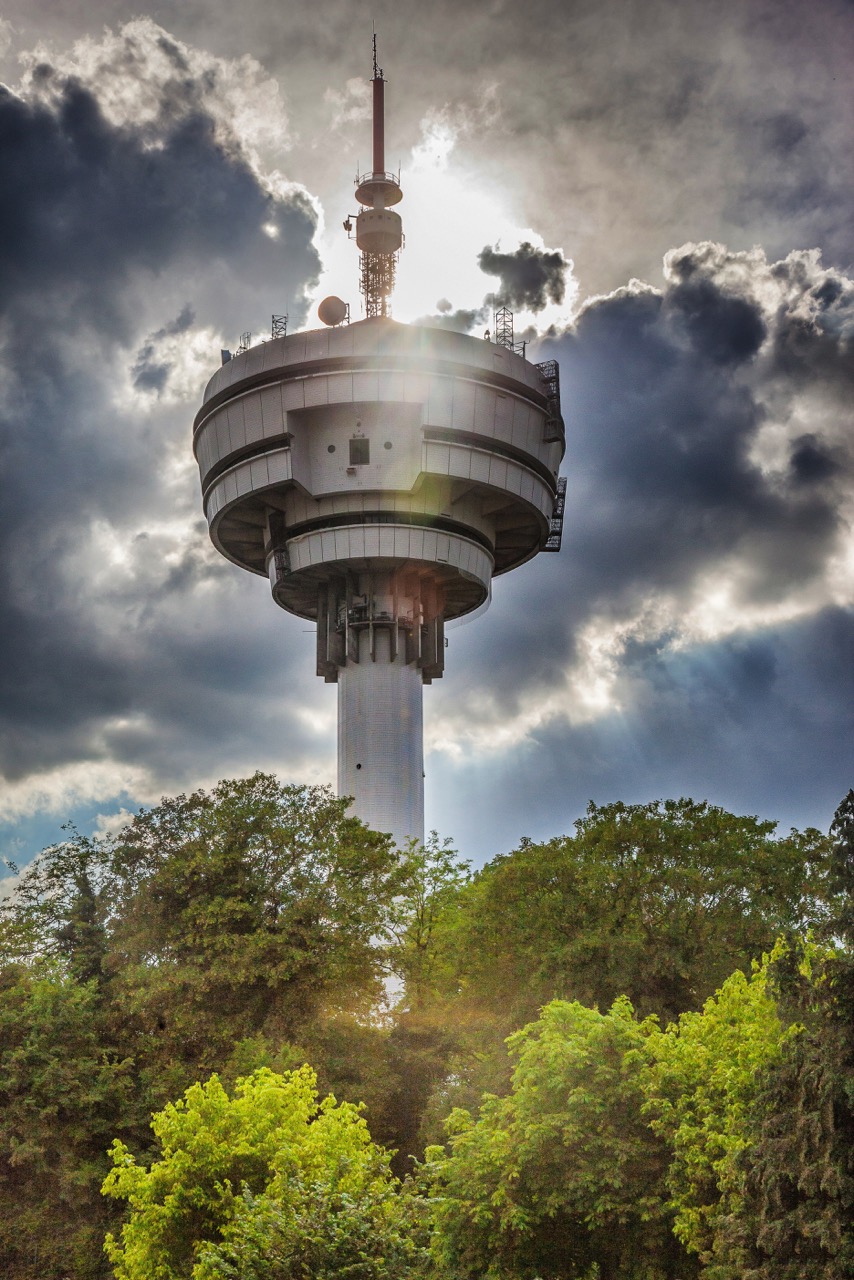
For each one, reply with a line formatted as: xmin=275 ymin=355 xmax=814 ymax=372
xmin=103 ymin=1065 xmax=429 ymax=1280
xmin=426 ymin=997 xmax=687 ymax=1280
xmin=0 ymin=778 xmax=848 ymax=1279
xmin=441 ymin=798 xmax=830 ymax=1028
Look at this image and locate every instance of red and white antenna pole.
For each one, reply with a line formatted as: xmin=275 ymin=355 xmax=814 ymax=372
xmin=372 ymin=32 xmax=385 ymax=176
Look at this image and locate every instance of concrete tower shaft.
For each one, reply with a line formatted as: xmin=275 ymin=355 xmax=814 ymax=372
xmin=193 ymin=319 xmax=565 ymax=845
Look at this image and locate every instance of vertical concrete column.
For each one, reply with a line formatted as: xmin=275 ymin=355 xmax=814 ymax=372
xmin=337 ymin=574 xmax=425 ymax=848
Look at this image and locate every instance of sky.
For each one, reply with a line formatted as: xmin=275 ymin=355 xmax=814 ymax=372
xmin=0 ymin=0 xmax=852 ymax=875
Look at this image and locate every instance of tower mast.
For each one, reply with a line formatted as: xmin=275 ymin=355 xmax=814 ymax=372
xmin=352 ymin=36 xmax=403 ymax=318
xmin=193 ymin=41 xmax=566 ymax=850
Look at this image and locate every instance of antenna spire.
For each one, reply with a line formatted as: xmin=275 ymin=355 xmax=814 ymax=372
xmin=350 ymin=34 xmax=403 ymax=318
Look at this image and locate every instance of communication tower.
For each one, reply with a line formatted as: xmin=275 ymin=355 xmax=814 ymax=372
xmin=193 ymin=40 xmax=566 ymax=847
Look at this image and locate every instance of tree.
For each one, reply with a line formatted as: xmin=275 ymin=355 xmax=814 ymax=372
xmin=379 ymin=834 xmax=472 ymax=1169
xmin=104 ymin=774 xmax=402 ymax=1067
xmin=103 ymin=1064 xmax=429 ymax=1280
xmin=442 ymin=799 xmax=831 ymax=1029
xmin=0 ymin=825 xmax=110 ymax=983
xmin=408 ymin=799 xmax=830 ymax=1149
xmin=0 ymin=965 xmax=135 ymax=1280
xmin=0 ymin=775 xmax=409 ymax=1278
xmin=729 ymin=790 xmax=854 ymax=1279
xmin=386 ymin=833 xmax=470 ymax=1006
xmin=2 ymin=774 xmax=404 ymax=1100
xmin=426 ymin=998 xmax=689 ymax=1280
xmin=643 ymin=957 xmax=791 ymax=1278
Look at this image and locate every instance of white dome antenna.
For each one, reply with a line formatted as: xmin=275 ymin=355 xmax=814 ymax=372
xmin=317 ymin=296 xmax=349 ymax=326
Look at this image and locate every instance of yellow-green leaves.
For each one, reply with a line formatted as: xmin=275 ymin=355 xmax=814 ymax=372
xmin=427 ymin=998 xmax=682 ymax=1280
xmin=103 ymin=1065 xmax=428 ymax=1280
xmin=643 ymin=959 xmax=792 ymax=1275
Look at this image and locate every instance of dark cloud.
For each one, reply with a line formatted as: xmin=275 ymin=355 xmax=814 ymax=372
xmin=433 ymin=606 xmax=854 ymax=860
xmin=0 ymin=1 xmax=851 ymax=859
xmin=477 ymin=241 xmax=569 ymax=311
xmin=789 ymin=434 xmax=843 ymax=487
xmin=665 ymin=277 xmax=767 ymax=365
xmin=0 ymin=25 xmax=324 ymax=810
xmin=430 ymin=241 xmax=854 ymax=851
xmin=132 ymin=305 xmax=195 ymax=392
xmin=0 ymin=67 xmax=318 ymax=336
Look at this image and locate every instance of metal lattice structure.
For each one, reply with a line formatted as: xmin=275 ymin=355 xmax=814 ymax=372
xmin=543 ymin=475 xmax=567 ymax=551
xmin=493 ymin=305 xmax=527 ymax=358
xmin=271 ymin=314 xmax=288 ymax=339
xmin=536 ymin=359 xmax=565 ymax=442
xmin=350 ymin=34 xmax=404 ymax=319
xmin=360 ymin=252 xmax=398 ymax=318
xmin=494 ymin=305 xmax=514 ymax=349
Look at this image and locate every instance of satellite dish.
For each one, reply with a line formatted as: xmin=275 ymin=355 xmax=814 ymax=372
xmin=318 ymin=296 xmax=348 ymax=326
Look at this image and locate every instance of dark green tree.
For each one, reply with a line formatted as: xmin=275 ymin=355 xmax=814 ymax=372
xmin=0 ymin=966 xmax=135 ymax=1280
xmin=0 ymin=825 xmax=110 ymax=983
xmin=101 ymin=774 xmax=402 ymax=1087
xmin=381 ymin=834 xmax=472 ymax=1169
xmin=441 ymin=799 xmax=831 ymax=1028
xmin=730 ymin=790 xmax=854 ymax=1279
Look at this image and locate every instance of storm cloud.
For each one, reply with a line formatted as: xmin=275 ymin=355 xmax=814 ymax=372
xmin=477 ymin=241 xmax=569 ymax=311
xmin=0 ymin=22 xmax=324 ymax=821
xmin=428 ymin=242 xmax=854 ymax=851
xmin=0 ymin=2 xmax=851 ymax=863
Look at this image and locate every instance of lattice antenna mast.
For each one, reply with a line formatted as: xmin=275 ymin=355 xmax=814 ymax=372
xmin=348 ymin=36 xmax=403 ymax=318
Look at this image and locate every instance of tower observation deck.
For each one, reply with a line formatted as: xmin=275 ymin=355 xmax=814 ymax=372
xmin=193 ymin=41 xmax=566 ymax=848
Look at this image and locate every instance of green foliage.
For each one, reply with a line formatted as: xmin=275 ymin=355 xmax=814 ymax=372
xmin=447 ymin=799 xmax=830 ymax=1028
xmin=103 ymin=774 xmax=401 ymax=1069
xmin=426 ymin=998 xmax=688 ymax=1280
xmin=380 ymin=834 xmax=472 ymax=1168
xmin=1 ymin=774 xmax=403 ymax=1099
xmin=0 ymin=965 xmax=135 ymax=1279
xmin=0 ymin=824 xmax=110 ymax=981
xmin=103 ymin=1065 xmax=429 ymax=1280
xmin=0 ymin=781 xmax=845 ymax=1278
xmin=731 ymin=823 xmax=854 ymax=1280
xmin=828 ymin=788 xmax=854 ymax=945
xmin=0 ymin=775 xmax=407 ymax=1278
xmin=387 ymin=833 xmax=470 ymax=1005
xmin=409 ymin=798 xmax=831 ymax=1149
xmin=644 ymin=957 xmax=792 ymax=1277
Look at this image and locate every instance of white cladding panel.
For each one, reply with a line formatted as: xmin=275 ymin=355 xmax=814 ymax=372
xmin=244 ymin=394 xmax=264 ymax=444
xmin=226 ymin=399 xmax=246 ymax=450
xmin=204 ymin=448 xmax=294 ymax=521
xmin=282 ymin=526 xmax=493 ymax=590
xmin=338 ymin=628 xmax=424 ymax=848
xmin=260 ymin=384 xmax=285 ymax=435
xmin=287 ymin=402 xmax=423 ymax=496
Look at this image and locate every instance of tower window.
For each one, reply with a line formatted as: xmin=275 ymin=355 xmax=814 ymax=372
xmin=349 ymin=438 xmax=370 ymax=466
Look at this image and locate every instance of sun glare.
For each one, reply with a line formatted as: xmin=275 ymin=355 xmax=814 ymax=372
xmin=309 ymin=117 xmax=576 ymax=332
